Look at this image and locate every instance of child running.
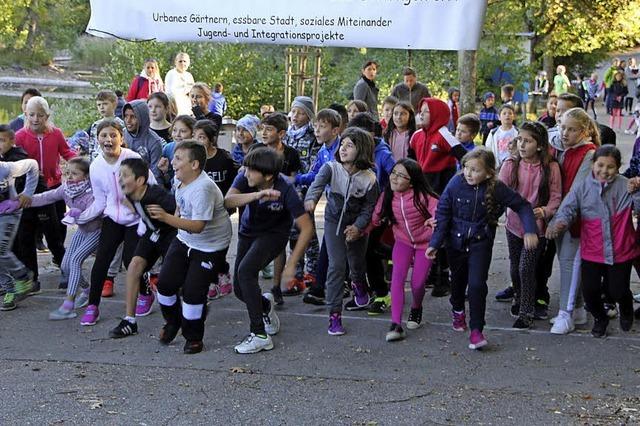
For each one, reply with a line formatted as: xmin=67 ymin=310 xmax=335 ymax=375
xmin=498 ymin=122 xmax=562 ymax=328
xmin=149 ymin=141 xmax=232 ymax=354
xmin=370 ymin=158 xmax=438 ymax=341
xmin=427 ymin=148 xmax=537 ymax=350
xmin=547 ymin=146 xmax=638 ymax=337
xmin=29 ymin=157 xmax=101 ymax=319
xmin=76 ymin=119 xmax=156 ymax=325
xmin=109 ymin=158 xmax=176 ymax=338
xmin=225 ymin=145 xmax=313 ymax=354
xmin=0 ymin=158 xmax=38 ymax=311
xmin=305 ymin=127 xmax=379 ymax=335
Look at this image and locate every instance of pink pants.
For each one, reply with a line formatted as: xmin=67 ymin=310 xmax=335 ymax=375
xmin=391 ymin=240 xmax=433 ymax=324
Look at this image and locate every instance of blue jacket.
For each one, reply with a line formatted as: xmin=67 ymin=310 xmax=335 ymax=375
xmin=295 ymin=137 xmax=340 ymax=187
xmin=231 ymin=140 xmax=259 ymax=165
xmin=430 ymin=174 xmax=536 ymax=251
xmin=374 ymin=138 xmax=395 ymax=191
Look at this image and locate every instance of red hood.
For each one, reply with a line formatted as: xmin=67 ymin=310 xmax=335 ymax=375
xmin=418 ymin=97 xmax=450 ymax=135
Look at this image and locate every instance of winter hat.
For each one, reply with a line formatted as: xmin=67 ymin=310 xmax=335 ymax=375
xmin=482 ymin=92 xmax=495 ymax=102
xmin=236 ymin=114 xmax=260 ymax=137
xmin=291 ymin=96 xmax=315 ymax=121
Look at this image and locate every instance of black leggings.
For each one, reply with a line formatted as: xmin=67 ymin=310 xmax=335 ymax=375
xmin=14 ymin=205 xmax=65 ymax=280
xmin=88 ymin=218 xmax=140 ymax=306
xmin=234 ymin=233 xmax=288 ymax=335
xmin=624 ymin=97 xmax=634 ymax=113
xmin=581 ymin=260 xmax=633 ymax=321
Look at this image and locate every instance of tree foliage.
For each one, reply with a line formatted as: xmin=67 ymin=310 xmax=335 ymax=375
xmin=0 ymin=0 xmax=90 ymax=65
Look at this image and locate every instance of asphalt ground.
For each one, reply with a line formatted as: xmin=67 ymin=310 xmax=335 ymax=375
xmin=1 ymin=101 xmax=640 ymax=425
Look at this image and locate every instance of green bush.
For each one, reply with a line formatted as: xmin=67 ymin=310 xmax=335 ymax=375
xmin=50 ymin=98 xmax=96 ymax=136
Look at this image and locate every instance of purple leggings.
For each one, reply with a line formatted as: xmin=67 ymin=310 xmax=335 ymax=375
xmin=390 ymin=240 xmax=433 ymax=324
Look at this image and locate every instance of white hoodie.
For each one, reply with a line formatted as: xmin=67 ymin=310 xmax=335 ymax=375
xmin=77 ymin=148 xmax=157 ymax=226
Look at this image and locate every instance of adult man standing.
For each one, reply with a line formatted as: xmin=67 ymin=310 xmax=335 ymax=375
xmin=391 ymin=67 xmax=431 ymax=112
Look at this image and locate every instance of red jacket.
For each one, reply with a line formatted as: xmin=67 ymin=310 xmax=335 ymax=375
xmin=15 ymin=127 xmax=76 ymax=188
xmin=409 ymin=98 xmax=457 ymax=173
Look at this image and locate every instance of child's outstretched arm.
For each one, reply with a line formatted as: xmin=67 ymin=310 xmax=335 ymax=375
xmin=2 ymin=159 xmax=39 ymax=208
xmin=281 ymin=213 xmax=313 ymax=285
xmin=426 ymin=181 xmax=454 ymax=258
xmin=546 ymin=185 xmax=581 ymax=239
xmin=30 ymin=185 xmax=65 ymax=208
xmin=304 ymin=162 xmax=333 ymax=212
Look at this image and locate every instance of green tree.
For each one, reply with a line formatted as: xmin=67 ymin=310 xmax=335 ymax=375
xmin=0 ymin=0 xmax=90 ymax=65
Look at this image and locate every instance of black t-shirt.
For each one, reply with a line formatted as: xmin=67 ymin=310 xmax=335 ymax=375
xmin=151 ymin=127 xmax=172 ymax=143
xmin=127 ymin=184 xmax=176 ymax=236
xmin=281 ymin=144 xmax=302 ymax=176
xmin=231 ymin=172 xmax=305 ymax=238
xmin=203 ymin=148 xmax=239 ymax=196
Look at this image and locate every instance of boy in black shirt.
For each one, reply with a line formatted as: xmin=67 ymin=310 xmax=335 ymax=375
xmin=109 ymin=158 xmax=177 ymax=338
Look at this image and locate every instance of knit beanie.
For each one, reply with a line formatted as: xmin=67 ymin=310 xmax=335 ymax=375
xmin=482 ymin=92 xmax=495 ymax=102
xmin=236 ymin=114 xmax=260 ymax=137
xmin=291 ymin=96 xmax=315 ymax=121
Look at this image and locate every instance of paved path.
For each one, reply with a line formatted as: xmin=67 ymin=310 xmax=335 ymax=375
xmin=1 ymin=99 xmax=640 ymax=425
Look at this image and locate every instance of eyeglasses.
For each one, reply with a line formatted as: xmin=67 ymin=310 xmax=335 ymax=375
xmin=390 ymin=170 xmax=410 ymax=180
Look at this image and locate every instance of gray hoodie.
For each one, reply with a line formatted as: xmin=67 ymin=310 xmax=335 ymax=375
xmin=123 ymin=100 xmax=164 ymax=180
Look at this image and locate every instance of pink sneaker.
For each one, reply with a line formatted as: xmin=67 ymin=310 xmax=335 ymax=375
xmin=468 ymin=329 xmax=487 ymax=350
xmin=135 ymin=293 xmax=155 ymax=317
xmin=207 ymin=284 xmax=220 ymax=300
xmin=452 ymin=310 xmax=468 ymax=332
xmin=218 ymin=273 xmax=233 ymax=297
xmin=80 ymin=304 xmax=100 ymax=326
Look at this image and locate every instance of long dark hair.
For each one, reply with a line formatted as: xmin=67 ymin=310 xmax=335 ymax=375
xmin=506 ymin=121 xmax=556 ymax=207
xmin=383 ymin=101 xmax=416 ymax=143
xmin=380 ymin=158 xmax=438 ymax=225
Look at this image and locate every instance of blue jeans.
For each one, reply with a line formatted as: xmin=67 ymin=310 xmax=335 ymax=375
xmin=447 ymin=239 xmax=494 ymax=331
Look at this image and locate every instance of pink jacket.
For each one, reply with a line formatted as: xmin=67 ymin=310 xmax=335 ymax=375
xmin=499 ymin=159 xmax=562 ymax=237
xmin=15 ymin=127 xmax=76 ymax=188
xmin=371 ymin=191 xmax=438 ymax=249
xmin=551 ymin=173 xmax=640 ymax=265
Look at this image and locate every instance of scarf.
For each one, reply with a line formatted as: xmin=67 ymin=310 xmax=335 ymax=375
xmin=287 ymin=123 xmax=310 ymax=142
xmin=64 ymin=179 xmax=91 ymax=200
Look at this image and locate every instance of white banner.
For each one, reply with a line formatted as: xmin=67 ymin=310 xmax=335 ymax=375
xmin=86 ymin=0 xmax=487 ymax=50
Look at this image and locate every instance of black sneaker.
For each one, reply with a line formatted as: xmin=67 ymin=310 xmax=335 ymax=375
xmin=431 ymin=285 xmax=450 ymax=297
xmin=343 ymin=285 xmax=351 ymax=299
xmin=406 ymin=307 xmax=423 ymax=329
xmin=512 ymin=317 xmax=531 ymax=329
xmin=270 ymin=286 xmax=284 ymax=306
xmin=368 ymin=295 xmax=390 ymax=316
xmin=510 ymin=303 xmax=520 ymax=318
xmin=345 ymin=298 xmax=368 ymax=311
xmin=620 ymin=314 xmax=633 ymax=332
xmin=591 ymin=317 xmax=609 ymax=338
xmin=183 ymin=340 xmax=204 ymax=354
xmin=533 ymin=301 xmax=549 ymax=320
xmin=495 ymin=286 xmax=514 ymax=302
xmin=159 ymin=323 xmax=180 ymax=344
xmin=302 ymin=287 xmax=325 ymax=305
xmin=28 ymin=280 xmax=41 ymax=296
xmin=109 ymin=319 xmax=138 ymax=338
xmin=635 ymin=307 xmax=640 ymax=320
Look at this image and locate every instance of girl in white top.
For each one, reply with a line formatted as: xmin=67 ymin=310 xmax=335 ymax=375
xmin=165 ymin=52 xmax=195 ymax=116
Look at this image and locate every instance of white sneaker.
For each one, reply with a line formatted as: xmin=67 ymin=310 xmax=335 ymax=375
xmin=42 ymin=262 xmax=60 ymax=273
xmin=550 ymin=311 xmax=575 ymax=334
xmin=573 ymin=306 xmax=588 ymax=325
xmin=604 ymin=303 xmax=618 ymax=319
xmin=234 ymin=333 xmax=274 ymax=354
xmin=633 ymin=293 xmax=640 ymax=303
xmin=262 ymin=292 xmax=280 ymax=336
xmin=549 ymin=315 xmax=557 ymax=325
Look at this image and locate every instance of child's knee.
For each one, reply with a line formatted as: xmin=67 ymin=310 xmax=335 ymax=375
xmin=127 ymin=256 xmax=147 ymax=277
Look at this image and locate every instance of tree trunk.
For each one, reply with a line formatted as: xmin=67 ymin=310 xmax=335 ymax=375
xmin=458 ymin=50 xmax=477 ymax=115
xmin=543 ymin=53 xmax=554 ymax=92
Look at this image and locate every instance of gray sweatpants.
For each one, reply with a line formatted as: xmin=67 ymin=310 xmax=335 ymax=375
xmin=555 ymin=232 xmax=583 ymax=312
xmin=0 ymin=212 xmax=30 ymax=291
xmin=324 ymin=220 xmax=368 ymax=313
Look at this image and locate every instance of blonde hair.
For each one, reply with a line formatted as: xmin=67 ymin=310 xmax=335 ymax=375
xmin=556 ymin=65 xmax=566 ymax=74
xmin=26 ymin=96 xmax=51 ymax=116
xmin=175 ymin=52 xmax=190 ymax=63
xmin=563 ymin=107 xmax=601 ymax=146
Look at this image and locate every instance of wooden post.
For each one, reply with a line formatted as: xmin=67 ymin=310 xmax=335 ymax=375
xmin=312 ymin=49 xmax=322 ymax=113
xmin=284 ymin=48 xmax=293 ymax=110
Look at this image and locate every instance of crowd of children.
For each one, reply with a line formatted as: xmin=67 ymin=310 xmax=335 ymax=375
xmin=2 ymin=54 xmax=640 ymax=356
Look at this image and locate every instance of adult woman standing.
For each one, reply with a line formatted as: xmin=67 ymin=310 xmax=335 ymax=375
xmin=353 ymin=60 xmax=380 ymax=120
xmin=165 ymin=52 xmax=195 ymax=116
xmin=126 ymin=58 xmax=165 ymax=102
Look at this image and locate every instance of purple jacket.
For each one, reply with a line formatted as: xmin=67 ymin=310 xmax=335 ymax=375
xmin=31 ymin=182 xmax=101 ymax=232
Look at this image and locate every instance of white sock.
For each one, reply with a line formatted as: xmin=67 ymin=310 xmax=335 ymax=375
xmin=124 ymin=316 xmax=136 ymax=324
